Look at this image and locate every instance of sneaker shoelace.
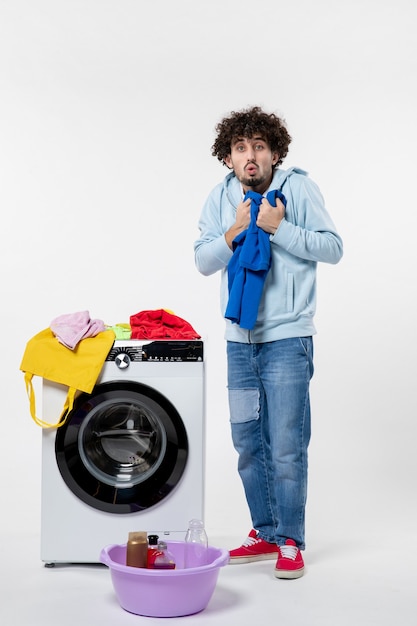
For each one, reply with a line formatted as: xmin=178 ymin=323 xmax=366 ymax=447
xmin=279 ymin=544 xmax=298 ymax=560
xmin=242 ymin=535 xmax=261 ymax=547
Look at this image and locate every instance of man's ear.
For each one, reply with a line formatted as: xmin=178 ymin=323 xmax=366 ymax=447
xmin=272 ymin=152 xmax=279 ymax=166
xmin=224 ymin=155 xmax=233 ymax=169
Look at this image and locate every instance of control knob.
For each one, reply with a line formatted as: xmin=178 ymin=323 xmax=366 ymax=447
xmin=115 ymin=353 xmax=130 ymax=369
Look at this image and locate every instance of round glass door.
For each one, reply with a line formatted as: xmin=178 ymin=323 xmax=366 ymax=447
xmin=55 ymin=381 xmax=188 ymax=513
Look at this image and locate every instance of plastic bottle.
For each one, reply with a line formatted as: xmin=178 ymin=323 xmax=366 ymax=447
xmin=126 ymin=531 xmax=148 ymax=568
xmin=147 ymin=534 xmax=160 ymax=568
xmin=184 ymin=519 xmax=208 ymax=568
xmin=151 ymin=540 xmax=176 ymax=569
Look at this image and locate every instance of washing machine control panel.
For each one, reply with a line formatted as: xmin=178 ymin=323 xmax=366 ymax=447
xmin=107 ymin=340 xmax=203 ymax=366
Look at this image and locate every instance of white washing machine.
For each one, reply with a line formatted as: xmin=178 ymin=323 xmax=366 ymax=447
xmin=40 ymin=339 xmax=205 ymax=565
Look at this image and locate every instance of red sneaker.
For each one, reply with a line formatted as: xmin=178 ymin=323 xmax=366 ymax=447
xmin=274 ymin=539 xmax=305 ymax=579
xmin=229 ymin=529 xmax=279 ymax=564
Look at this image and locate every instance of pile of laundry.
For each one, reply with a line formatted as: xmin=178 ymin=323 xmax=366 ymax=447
xmin=49 ymin=309 xmax=201 ymax=348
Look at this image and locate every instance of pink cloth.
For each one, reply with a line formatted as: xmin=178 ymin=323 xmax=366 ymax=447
xmin=50 ymin=311 xmax=106 ymax=350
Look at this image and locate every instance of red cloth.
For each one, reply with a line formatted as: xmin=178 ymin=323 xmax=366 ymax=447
xmin=130 ymin=309 xmax=201 ymax=340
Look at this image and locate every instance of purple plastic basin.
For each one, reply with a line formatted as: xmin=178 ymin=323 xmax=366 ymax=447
xmin=100 ymin=541 xmax=229 ymax=617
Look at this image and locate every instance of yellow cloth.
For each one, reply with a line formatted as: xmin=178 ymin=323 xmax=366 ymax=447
xmin=20 ymin=327 xmax=115 ymax=428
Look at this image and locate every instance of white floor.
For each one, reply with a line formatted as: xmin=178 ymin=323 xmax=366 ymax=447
xmin=2 ymin=526 xmax=416 ymax=626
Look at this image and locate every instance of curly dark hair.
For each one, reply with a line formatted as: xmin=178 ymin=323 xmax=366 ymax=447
xmin=211 ymin=106 xmax=292 ymax=168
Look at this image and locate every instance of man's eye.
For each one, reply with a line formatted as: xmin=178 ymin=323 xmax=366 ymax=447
xmin=255 ymin=144 xmax=264 ymax=150
xmin=236 ymin=145 xmax=245 ymax=151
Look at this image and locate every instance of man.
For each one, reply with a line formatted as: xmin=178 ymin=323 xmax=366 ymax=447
xmin=194 ymin=106 xmax=343 ymax=579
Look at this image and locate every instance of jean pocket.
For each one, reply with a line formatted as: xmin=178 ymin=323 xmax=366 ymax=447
xmin=298 ymin=337 xmax=314 ymax=378
xmin=228 ymin=388 xmax=260 ymax=424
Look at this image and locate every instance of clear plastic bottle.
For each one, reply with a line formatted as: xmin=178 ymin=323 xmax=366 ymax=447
xmin=184 ymin=519 xmax=208 ymax=568
xmin=151 ymin=541 xmax=176 ymax=570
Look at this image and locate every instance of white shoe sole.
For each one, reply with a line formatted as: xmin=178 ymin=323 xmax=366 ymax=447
xmin=229 ymin=553 xmax=279 ymax=564
xmin=274 ymin=566 xmax=305 ymax=579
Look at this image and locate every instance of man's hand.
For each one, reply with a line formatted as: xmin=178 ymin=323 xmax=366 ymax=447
xmin=225 ymin=198 xmax=251 ymax=248
xmin=257 ymin=196 xmax=285 ymax=235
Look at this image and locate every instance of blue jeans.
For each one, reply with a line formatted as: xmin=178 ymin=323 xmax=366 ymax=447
xmin=227 ymin=337 xmax=314 ymax=550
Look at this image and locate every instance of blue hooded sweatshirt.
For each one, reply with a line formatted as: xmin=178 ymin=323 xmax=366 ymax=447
xmin=194 ymin=167 xmax=343 ymax=344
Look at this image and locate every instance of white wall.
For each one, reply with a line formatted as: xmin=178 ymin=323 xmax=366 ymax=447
xmin=1 ymin=0 xmax=416 ymax=542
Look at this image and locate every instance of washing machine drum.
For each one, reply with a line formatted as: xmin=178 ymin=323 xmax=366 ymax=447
xmin=55 ymin=381 xmax=188 ymax=514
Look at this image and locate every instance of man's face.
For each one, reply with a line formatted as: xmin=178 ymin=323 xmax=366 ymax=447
xmin=224 ymin=135 xmax=279 ymax=194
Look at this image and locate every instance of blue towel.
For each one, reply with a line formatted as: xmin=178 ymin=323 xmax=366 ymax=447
xmin=225 ymin=189 xmax=287 ymax=330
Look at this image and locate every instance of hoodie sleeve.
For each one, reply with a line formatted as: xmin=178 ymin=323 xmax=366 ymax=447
xmin=194 ymin=184 xmax=234 ymax=276
xmin=271 ymin=174 xmax=343 ymax=264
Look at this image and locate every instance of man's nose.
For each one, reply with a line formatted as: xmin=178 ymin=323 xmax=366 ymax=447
xmin=247 ymin=147 xmax=256 ymax=161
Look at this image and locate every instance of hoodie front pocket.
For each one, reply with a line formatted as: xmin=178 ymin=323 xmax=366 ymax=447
xmin=286 ymin=273 xmax=294 ymax=312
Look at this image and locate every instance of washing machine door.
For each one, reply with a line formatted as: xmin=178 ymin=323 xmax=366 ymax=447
xmin=55 ymin=381 xmax=188 ymax=513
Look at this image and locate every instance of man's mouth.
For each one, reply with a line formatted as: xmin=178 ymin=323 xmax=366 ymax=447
xmin=245 ymin=164 xmax=258 ymax=175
